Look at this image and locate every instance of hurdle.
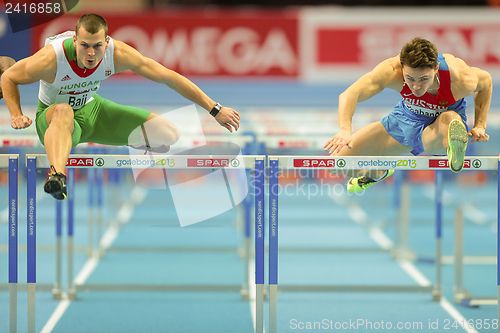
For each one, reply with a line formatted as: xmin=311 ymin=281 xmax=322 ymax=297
xmin=265 ymin=155 xmax=499 ymax=333
xmin=2 ymin=155 xmax=18 ymax=333
xmin=5 ymin=134 xmax=256 ymax=298
xmin=25 ymin=153 xmax=264 ymax=333
xmin=0 ymin=134 xmax=256 ymax=254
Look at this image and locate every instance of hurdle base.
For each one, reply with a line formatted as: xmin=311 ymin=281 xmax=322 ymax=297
xmin=391 ymin=247 xmax=416 ymax=261
xmin=74 ymin=283 xmax=243 ymax=292
xmin=279 ymin=284 xmax=433 ymax=293
xmin=456 ymin=295 xmax=497 ymax=307
xmin=0 ymin=283 xmax=53 ymax=292
xmin=432 ymin=289 xmax=442 ymax=301
xmin=68 ymin=288 xmax=77 ymax=300
xmin=52 ymin=287 xmax=63 ymax=300
xmin=240 ymin=287 xmax=250 ymax=299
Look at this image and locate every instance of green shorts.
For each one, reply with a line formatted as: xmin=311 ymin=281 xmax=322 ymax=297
xmin=36 ymin=94 xmax=150 ymax=147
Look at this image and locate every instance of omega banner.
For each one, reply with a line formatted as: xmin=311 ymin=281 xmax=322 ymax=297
xmin=31 ymin=10 xmax=300 ymax=78
xmin=30 ymin=8 xmax=500 ymax=81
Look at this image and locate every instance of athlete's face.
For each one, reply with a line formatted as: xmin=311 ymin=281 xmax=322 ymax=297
xmin=74 ymin=27 xmax=108 ymax=69
xmin=402 ymin=65 xmax=439 ymax=97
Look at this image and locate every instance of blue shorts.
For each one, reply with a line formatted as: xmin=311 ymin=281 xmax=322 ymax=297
xmin=380 ymin=99 xmax=467 ymax=155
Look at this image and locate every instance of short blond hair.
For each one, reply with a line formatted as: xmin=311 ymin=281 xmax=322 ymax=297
xmin=76 ymin=13 xmax=108 ymax=36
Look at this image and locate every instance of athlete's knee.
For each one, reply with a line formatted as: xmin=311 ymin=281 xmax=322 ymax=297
xmin=146 ymin=113 xmax=180 ymax=144
xmin=47 ymin=104 xmax=74 ymax=127
xmin=438 ymin=111 xmax=461 ymax=125
xmin=165 ymin=122 xmax=180 ymax=144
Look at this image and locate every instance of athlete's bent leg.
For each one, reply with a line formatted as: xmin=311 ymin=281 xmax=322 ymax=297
xmin=422 ymin=111 xmax=468 ymax=172
xmin=43 ymin=103 xmax=74 ymax=200
xmin=334 ymin=122 xmax=410 ymax=179
xmin=44 ymin=103 xmax=75 ymax=173
xmin=333 ymin=122 xmax=410 ymax=193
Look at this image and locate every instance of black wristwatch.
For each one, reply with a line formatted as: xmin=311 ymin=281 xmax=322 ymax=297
xmin=209 ymin=102 xmax=222 ymax=117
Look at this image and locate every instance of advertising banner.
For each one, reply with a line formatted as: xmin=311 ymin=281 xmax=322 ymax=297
xmin=31 ymin=10 xmax=299 ymax=78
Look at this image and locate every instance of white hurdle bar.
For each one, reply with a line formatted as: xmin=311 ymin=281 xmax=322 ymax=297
xmin=26 ymin=154 xmax=264 ymax=333
xmin=266 ymin=155 xmax=500 ymax=333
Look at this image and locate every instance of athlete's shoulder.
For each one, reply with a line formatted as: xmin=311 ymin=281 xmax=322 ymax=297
xmin=386 ymin=55 xmax=403 ymax=77
xmin=369 ymin=55 xmax=403 ymax=89
xmin=24 ymin=44 xmax=57 ymax=82
xmin=112 ymin=39 xmax=134 ymax=57
xmin=44 ymin=31 xmax=75 ymax=46
xmin=443 ymin=53 xmax=478 ymax=93
xmin=112 ymin=39 xmax=146 ymax=73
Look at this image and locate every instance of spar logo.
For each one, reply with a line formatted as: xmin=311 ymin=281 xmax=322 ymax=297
xmin=66 ymin=158 xmax=94 ymax=167
xmin=293 ymin=158 xmax=337 ymax=168
xmin=187 ymin=158 xmax=231 ymax=168
xmin=428 ymin=159 xmax=471 ymax=169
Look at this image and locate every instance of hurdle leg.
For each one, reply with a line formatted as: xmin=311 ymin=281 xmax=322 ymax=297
xmin=68 ymin=168 xmax=76 ymax=299
xmin=27 ymin=157 xmax=37 ymax=333
xmin=453 ymin=206 xmax=471 ymax=304
xmin=396 ymin=181 xmax=413 ymax=260
xmin=9 ymin=156 xmax=19 ymax=333
xmin=268 ymin=158 xmax=279 ymax=333
xmin=240 ymin=169 xmax=252 ymax=299
xmin=52 ymin=201 xmax=63 ymax=299
xmin=254 ymin=158 xmax=265 ymax=333
xmin=433 ymin=170 xmax=443 ymax=301
xmin=88 ymin=168 xmax=95 ymax=257
xmin=96 ymin=168 xmax=104 ymax=257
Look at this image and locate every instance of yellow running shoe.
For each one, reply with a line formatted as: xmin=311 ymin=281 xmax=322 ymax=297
xmin=447 ymin=119 xmax=468 ymax=173
xmin=347 ymin=169 xmax=395 ymax=193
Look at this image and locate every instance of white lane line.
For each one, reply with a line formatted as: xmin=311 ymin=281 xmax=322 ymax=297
xmin=369 ymin=227 xmax=393 ymax=250
xmin=73 ymin=256 xmax=99 ymax=286
xmin=440 ymin=298 xmax=479 ymax=333
xmin=462 ymin=203 xmax=488 ymax=225
xmin=40 ymin=186 xmax=146 ymax=333
xmin=39 ymin=300 xmax=71 ymax=333
xmin=398 ymin=261 xmax=432 ymax=287
xmin=348 ymin=205 xmax=367 ymax=225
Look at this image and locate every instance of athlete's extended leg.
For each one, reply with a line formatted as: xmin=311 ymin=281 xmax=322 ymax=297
xmin=43 ymin=103 xmax=75 ymax=199
xmin=422 ymin=111 xmax=468 ymax=172
xmin=333 ymin=122 xmax=411 ymax=192
xmin=84 ymin=96 xmax=180 ymax=149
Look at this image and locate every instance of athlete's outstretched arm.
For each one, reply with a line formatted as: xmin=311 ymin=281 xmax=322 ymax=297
xmin=1 ymin=47 xmax=55 ymax=129
xmin=113 ymin=40 xmax=240 ymax=132
xmin=324 ymin=57 xmax=399 ymax=155
xmin=469 ymin=67 xmax=492 ymax=142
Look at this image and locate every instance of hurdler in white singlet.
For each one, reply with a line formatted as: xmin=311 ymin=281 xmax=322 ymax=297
xmin=38 ymin=31 xmax=115 ymax=110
